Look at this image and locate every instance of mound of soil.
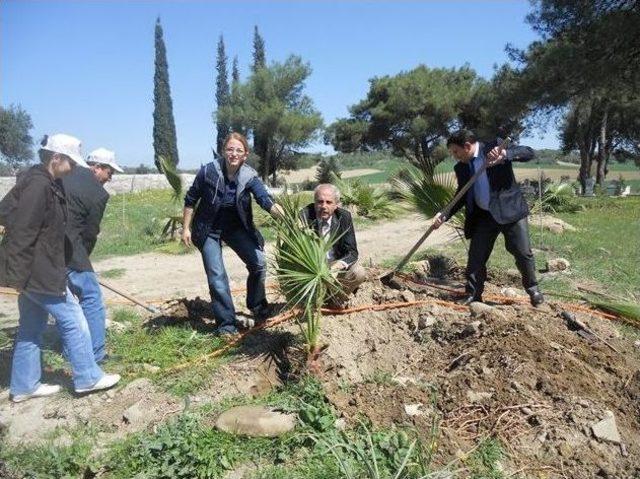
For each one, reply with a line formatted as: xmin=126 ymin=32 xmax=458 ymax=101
xmin=317 ymin=279 xmax=640 ymax=478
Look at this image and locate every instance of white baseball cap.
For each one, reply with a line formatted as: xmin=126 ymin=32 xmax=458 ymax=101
xmin=86 ymin=148 xmax=124 ymax=173
xmin=40 ymin=133 xmax=89 ymax=168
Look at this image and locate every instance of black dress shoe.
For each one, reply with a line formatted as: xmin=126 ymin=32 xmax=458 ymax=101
xmin=529 ymin=290 xmax=545 ymax=307
xmin=459 ymin=295 xmax=482 ymax=306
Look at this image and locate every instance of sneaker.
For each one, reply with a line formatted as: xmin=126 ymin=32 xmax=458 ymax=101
xmin=11 ymin=384 xmax=61 ymax=403
xmin=75 ymin=373 xmax=121 ymax=394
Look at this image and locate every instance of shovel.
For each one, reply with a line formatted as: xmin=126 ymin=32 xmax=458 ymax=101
xmin=98 ymin=278 xmax=160 ymax=314
xmin=380 ymin=136 xmax=513 ymax=284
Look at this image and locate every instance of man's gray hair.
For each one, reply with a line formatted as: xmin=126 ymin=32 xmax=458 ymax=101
xmin=314 ymin=183 xmax=340 ymax=203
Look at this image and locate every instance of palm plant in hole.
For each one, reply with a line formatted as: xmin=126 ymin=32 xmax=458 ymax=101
xmin=273 ymin=194 xmax=341 ymax=365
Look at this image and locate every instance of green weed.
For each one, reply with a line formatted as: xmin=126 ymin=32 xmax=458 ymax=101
xmin=105 ymin=308 xmax=229 ymax=396
xmin=99 ymin=268 xmax=127 ymax=279
xmin=467 ymin=438 xmax=505 ymax=479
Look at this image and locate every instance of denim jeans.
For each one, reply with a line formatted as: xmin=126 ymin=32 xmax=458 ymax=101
xmin=67 ymin=270 xmax=106 ymax=363
xmin=201 ymin=227 xmax=267 ymax=333
xmin=10 ymin=288 xmax=104 ymax=396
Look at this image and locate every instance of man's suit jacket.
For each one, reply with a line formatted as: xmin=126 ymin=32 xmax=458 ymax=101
xmin=449 ymin=140 xmax=535 ymax=238
xmin=300 ymin=204 xmax=359 ymax=266
xmin=62 ymin=166 xmax=109 ymax=271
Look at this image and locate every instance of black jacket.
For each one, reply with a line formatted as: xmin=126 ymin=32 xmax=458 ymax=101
xmin=449 ymin=140 xmax=535 ymax=239
xmin=0 ymin=165 xmax=72 ymax=295
xmin=300 ymin=204 xmax=359 ymax=266
xmin=62 ymin=167 xmax=109 ymax=271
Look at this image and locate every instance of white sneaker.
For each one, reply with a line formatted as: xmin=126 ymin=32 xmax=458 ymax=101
xmin=75 ymin=373 xmax=121 ymax=394
xmin=11 ymin=384 xmax=61 ymax=403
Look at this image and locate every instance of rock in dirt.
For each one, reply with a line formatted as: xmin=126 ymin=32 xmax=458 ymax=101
xmin=121 ymin=377 xmax=154 ymax=396
xmin=461 ymin=321 xmax=482 ymax=338
xmin=469 ymin=302 xmax=494 ymax=316
xmin=547 ymin=258 xmax=570 ymax=272
xmin=401 ymin=290 xmax=415 ymax=303
xmin=122 ymin=400 xmax=147 ymax=427
xmin=500 ymin=287 xmax=519 ymax=298
xmin=413 ymin=260 xmax=431 ymax=279
xmin=591 ymin=411 xmax=622 ymax=445
xmin=417 ymin=314 xmax=436 ymax=330
xmin=466 ymin=391 xmax=492 ymax=403
xmin=215 ymin=406 xmax=296 ymax=437
xmin=404 ymin=403 xmax=426 ymax=417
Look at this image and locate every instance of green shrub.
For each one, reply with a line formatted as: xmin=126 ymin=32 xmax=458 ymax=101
xmin=336 ymin=177 xmax=398 ymax=220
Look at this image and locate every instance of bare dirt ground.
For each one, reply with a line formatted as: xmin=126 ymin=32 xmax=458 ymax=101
xmin=0 ymin=213 xmax=459 ymax=324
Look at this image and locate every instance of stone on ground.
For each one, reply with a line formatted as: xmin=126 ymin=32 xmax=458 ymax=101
xmin=215 ymin=406 xmax=296 ymax=437
xmin=591 ymin=411 xmax=622 ymax=445
xmin=547 ymin=258 xmax=571 ymax=272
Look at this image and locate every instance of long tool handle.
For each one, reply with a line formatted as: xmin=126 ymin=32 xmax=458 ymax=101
xmin=389 ymin=136 xmax=512 ymax=275
xmin=98 ymin=278 xmax=159 ymax=314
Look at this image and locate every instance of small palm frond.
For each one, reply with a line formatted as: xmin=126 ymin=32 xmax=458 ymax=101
xmin=530 ymin=183 xmax=580 ymax=215
xmin=334 ymin=176 xmax=399 ymax=220
xmin=391 ymin=166 xmax=462 ymax=226
xmin=157 ymin=155 xmax=183 ymax=201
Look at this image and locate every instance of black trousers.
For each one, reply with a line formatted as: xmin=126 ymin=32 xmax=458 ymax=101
xmin=466 ymin=207 xmax=538 ymax=299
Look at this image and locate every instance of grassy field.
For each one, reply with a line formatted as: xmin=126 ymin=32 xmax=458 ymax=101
xmin=93 ymin=188 xmax=394 ymax=260
xmin=410 ymin=196 xmax=640 ymax=301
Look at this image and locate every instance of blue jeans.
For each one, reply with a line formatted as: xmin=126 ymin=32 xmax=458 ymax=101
xmin=201 ymin=228 xmax=267 ymax=333
xmin=10 ymin=288 xmax=105 ymax=395
xmin=67 ymin=270 xmax=106 ymax=363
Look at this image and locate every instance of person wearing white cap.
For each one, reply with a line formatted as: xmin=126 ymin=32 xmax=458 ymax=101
xmin=0 ymin=134 xmax=120 ymax=402
xmin=63 ymin=147 xmax=123 ymax=363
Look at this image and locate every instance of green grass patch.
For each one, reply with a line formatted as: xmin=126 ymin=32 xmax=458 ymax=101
xmin=467 ymin=438 xmax=505 ymax=479
xmin=421 ymin=197 xmax=640 ymax=301
xmin=0 ymin=425 xmax=100 ymax=479
xmin=99 ymin=268 xmax=127 ymax=279
xmin=104 ymin=308 xmax=230 ymax=396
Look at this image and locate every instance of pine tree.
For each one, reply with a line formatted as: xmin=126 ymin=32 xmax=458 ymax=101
xmin=215 ymin=35 xmax=230 ymax=155
xmin=316 ymin=158 xmax=341 ymax=184
xmin=153 ymin=18 xmax=180 ymax=169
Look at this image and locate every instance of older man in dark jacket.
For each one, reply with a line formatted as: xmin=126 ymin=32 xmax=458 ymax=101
xmin=433 ymin=129 xmax=544 ymax=307
xmin=300 ymin=184 xmax=367 ymax=302
xmin=63 ymin=148 xmax=123 ymax=362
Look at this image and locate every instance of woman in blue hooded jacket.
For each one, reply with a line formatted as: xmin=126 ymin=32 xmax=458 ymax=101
xmin=182 ymin=132 xmax=283 ymax=334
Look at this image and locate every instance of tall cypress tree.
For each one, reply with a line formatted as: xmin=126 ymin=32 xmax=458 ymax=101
xmin=252 ymin=25 xmax=266 ymax=72
xmin=215 ymin=35 xmax=230 ymax=155
xmin=153 ymin=17 xmax=180 ymax=169
xmin=251 ymin=26 xmax=269 ymax=180
xmin=230 ymin=56 xmax=243 ymax=135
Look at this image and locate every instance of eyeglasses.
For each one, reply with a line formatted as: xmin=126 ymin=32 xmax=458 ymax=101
xmin=225 ymin=148 xmax=246 ymax=155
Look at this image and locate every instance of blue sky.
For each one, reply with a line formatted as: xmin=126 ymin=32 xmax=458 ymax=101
xmin=1 ymin=0 xmax=556 ymax=169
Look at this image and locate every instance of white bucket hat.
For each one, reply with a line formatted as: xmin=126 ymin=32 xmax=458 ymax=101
xmin=86 ymin=148 xmax=124 ymax=173
xmin=40 ymin=133 xmax=89 ymax=168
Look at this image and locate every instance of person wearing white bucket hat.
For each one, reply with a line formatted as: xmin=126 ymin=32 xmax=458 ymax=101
xmin=0 ymin=134 xmax=120 ymax=402
xmin=63 ymin=147 xmax=123 ymax=363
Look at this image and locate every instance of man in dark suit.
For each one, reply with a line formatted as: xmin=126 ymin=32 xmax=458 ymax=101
xmin=432 ymin=129 xmax=544 ymax=307
xmin=300 ymin=184 xmax=367 ymax=300
xmin=63 ymin=148 xmax=123 ymax=362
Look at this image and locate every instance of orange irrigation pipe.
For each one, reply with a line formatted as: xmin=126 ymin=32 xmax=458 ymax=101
xmin=103 ymin=283 xmax=280 ymax=306
xmin=393 ymin=272 xmax=623 ymax=323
